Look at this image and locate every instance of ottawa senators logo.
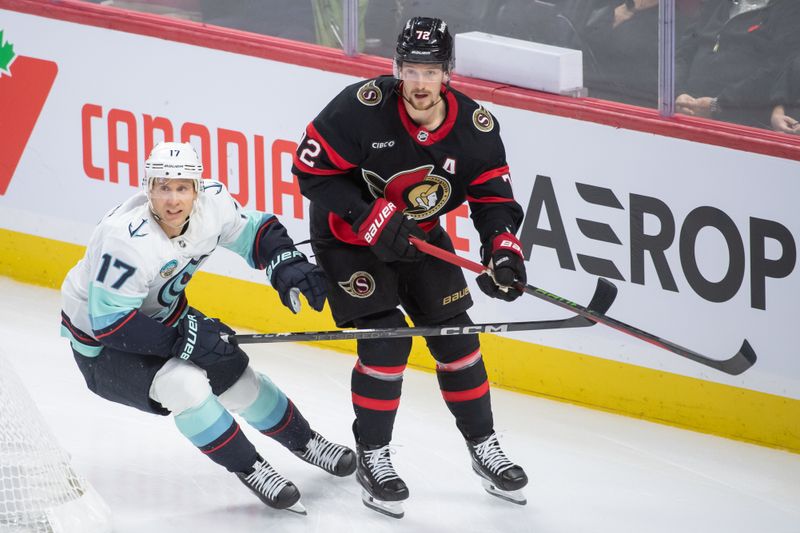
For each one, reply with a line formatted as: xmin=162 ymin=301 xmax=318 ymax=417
xmin=357 ymin=80 xmax=382 ymax=106
xmin=338 ymin=271 xmax=376 ymax=298
xmin=472 ymin=106 xmax=494 ymax=132
xmin=362 ymin=165 xmax=452 ymax=221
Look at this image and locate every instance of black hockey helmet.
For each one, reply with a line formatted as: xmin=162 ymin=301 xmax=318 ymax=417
xmin=394 ymin=17 xmax=454 ymax=74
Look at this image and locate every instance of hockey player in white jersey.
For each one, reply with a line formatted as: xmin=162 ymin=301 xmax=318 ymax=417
xmin=60 ymin=142 xmax=355 ymax=514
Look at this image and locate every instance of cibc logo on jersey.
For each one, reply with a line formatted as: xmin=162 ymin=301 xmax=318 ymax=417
xmin=362 ymin=165 xmax=452 ymax=221
xmin=338 ymin=271 xmax=376 ymax=298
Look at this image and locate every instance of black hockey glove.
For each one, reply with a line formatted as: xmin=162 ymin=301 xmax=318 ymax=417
xmin=476 ymin=232 xmax=527 ymax=302
xmin=267 ymin=250 xmax=327 ymax=313
xmin=353 ymin=198 xmax=427 ymax=263
xmin=172 ymin=314 xmax=238 ymax=366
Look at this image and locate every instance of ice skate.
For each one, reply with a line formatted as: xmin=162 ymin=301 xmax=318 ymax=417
xmin=467 ymin=431 xmax=528 ymax=505
xmin=293 ymin=431 xmax=357 ymax=476
xmin=356 ymin=442 xmax=409 ymax=519
xmin=237 ymin=455 xmax=306 ymax=515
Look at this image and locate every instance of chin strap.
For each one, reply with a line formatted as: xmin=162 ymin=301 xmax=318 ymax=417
xmin=148 ymin=202 xmax=193 ymax=231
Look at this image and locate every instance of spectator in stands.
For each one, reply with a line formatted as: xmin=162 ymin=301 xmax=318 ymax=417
xmin=770 ymin=53 xmax=800 ymax=135
xmin=580 ymin=0 xmax=662 ymax=107
xmin=675 ymin=0 xmax=800 ymax=128
xmin=493 ymin=0 xmax=699 ymax=107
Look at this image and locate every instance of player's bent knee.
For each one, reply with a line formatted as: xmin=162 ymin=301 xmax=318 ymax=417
xmin=354 ymin=309 xmax=408 ymax=329
xmin=149 ymin=358 xmax=212 ymax=414
xmin=425 ymin=312 xmax=480 ymax=364
xmin=217 ymin=366 xmax=260 ymax=412
xmin=354 ymin=310 xmax=412 ymax=364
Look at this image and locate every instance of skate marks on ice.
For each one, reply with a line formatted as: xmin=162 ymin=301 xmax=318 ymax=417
xmin=0 ymin=278 xmax=798 ymax=533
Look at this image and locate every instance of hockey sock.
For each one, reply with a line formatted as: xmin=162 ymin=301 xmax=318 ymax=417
xmin=351 ymin=311 xmax=411 ymax=445
xmin=238 ymin=373 xmax=313 ymax=450
xmin=426 ymin=314 xmax=494 ymax=439
xmin=173 ymin=394 xmax=257 ymax=473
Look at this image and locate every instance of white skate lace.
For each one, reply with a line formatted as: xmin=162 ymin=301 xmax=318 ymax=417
xmin=300 ymin=433 xmax=346 ymax=472
xmin=364 ymin=445 xmax=400 ymax=484
xmin=244 ymin=459 xmax=289 ymax=501
xmin=474 ymin=433 xmax=514 ymax=475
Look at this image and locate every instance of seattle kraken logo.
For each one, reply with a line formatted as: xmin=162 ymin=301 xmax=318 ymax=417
xmin=157 ymin=254 xmax=209 ymax=309
xmin=203 ymin=181 xmax=222 ymax=195
xmin=128 ymin=219 xmax=148 ymax=238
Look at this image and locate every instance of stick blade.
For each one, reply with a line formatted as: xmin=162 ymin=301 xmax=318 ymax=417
xmin=556 ymin=278 xmax=618 ymax=329
xmin=588 ymin=278 xmax=617 ymax=315
xmin=718 ymin=339 xmax=757 ymax=376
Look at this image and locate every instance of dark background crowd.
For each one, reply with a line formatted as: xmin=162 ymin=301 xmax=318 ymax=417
xmin=85 ymin=0 xmax=800 ymax=134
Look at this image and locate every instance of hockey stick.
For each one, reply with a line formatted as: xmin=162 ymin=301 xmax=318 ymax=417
xmin=408 ymin=236 xmax=757 ymax=376
xmin=230 ymin=276 xmax=616 ymax=345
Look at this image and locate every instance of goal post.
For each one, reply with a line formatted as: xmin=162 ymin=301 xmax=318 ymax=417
xmin=0 ymin=351 xmax=112 ymax=533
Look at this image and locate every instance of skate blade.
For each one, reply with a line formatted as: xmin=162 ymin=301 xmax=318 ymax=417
xmin=361 ymin=488 xmax=404 ymax=519
xmin=480 ymin=479 xmax=527 ymax=506
xmin=285 ymin=500 xmax=308 ymax=515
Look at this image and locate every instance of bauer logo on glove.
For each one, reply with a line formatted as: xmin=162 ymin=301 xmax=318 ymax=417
xmin=267 ymin=249 xmax=328 ymax=314
xmin=353 ymin=198 xmax=427 ymax=263
xmin=477 ymin=232 xmax=527 ymax=302
xmin=177 ymin=314 xmax=199 ymax=360
xmin=363 ymin=201 xmax=398 ymax=244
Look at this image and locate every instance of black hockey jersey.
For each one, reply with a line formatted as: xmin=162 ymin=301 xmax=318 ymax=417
xmin=292 ymin=75 xmax=523 ymax=247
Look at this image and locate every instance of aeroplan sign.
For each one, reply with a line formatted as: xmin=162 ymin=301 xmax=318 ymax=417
xmin=519 ymin=175 xmax=796 ymax=311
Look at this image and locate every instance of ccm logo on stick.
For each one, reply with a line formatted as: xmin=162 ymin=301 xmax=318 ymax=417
xmin=440 ymin=325 xmax=509 ymax=335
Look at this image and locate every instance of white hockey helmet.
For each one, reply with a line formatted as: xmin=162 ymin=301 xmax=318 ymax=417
xmin=143 ymin=141 xmax=204 ymax=194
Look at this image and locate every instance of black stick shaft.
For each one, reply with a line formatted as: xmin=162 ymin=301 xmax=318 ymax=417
xmin=231 ymin=316 xmax=590 ymax=345
xmin=231 ymin=276 xmax=617 ymax=345
xmin=408 ymin=237 xmax=757 ymax=375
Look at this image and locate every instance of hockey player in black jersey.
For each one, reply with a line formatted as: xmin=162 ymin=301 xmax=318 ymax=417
xmin=292 ymin=17 xmax=528 ymax=518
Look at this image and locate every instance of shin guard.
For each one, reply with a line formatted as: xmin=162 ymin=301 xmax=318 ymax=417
xmin=237 ymin=372 xmax=313 ymax=451
xmin=426 ymin=313 xmax=494 ymax=439
xmin=174 ymin=394 xmax=257 ymax=473
xmin=351 ymin=311 xmax=411 ymax=445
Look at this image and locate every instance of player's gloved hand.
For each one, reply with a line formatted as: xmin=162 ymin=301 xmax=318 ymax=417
xmin=267 ymin=250 xmax=327 ymax=313
xmin=172 ymin=314 xmax=238 ymax=366
xmin=353 ymin=198 xmax=427 ymax=262
xmin=476 ymin=232 xmax=526 ymax=302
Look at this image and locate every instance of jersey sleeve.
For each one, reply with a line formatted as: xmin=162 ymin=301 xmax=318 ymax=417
xmin=465 ymin=118 xmax=524 ymax=245
xmin=214 ymin=182 xmax=299 ymax=271
xmin=87 ymin=236 xmax=177 ymax=356
xmin=292 ymin=83 xmax=374 ymax=223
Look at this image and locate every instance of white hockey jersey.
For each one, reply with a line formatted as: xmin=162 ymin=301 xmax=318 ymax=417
xmin=61 ymin=181 xmax=277 ymax=356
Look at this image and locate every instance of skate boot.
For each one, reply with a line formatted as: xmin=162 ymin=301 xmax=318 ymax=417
xmin=466 ymin=431 xmax=528 ymax=505
xmin=356 ymin=442 xmax=409 ymax=519
xmin=293 ymin=431 xmax=357 ymax=476
xmin=236 ymin=455 xmax=306 ymax=515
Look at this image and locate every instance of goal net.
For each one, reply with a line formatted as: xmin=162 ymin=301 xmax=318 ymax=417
xmin=0 ymin=351 xmax=112 ymax=533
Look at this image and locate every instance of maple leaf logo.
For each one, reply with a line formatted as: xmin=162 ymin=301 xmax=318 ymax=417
xmin=0 ymin=30 xmax=17 ymax=77
xmin=0 ymin=29 xmax=58 ymax=196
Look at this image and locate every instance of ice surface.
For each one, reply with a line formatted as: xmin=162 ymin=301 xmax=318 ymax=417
xmin=1 ymin=277 xmax=798 ymax=533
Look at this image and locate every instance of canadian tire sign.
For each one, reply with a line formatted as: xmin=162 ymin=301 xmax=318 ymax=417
xmin=0 ymin=30 xmax=58 ymax=196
